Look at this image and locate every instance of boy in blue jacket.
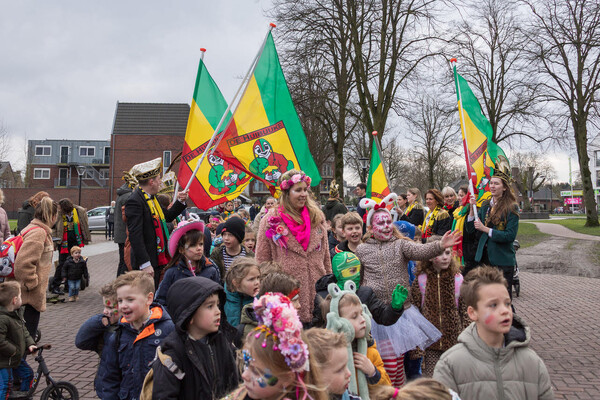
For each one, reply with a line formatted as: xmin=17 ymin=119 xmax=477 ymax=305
xmin=75 ymin=283 xmax=120 ymax=399
xmin=100 ymin=271 xmax=174 ymax=400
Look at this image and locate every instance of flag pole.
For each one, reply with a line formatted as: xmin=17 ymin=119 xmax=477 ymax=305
xmin=207 ymin=23 xmax=277 ymax=159
xmin=174 ymin=48 xmax=207 ymax=199
xmin=451 ymin=58 xmax=478 ymax=219
xmin=183 ymin=23 xmax=276 ymax=192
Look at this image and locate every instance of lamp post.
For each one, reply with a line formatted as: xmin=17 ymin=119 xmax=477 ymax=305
xmin=76 ymin=165 xmax=86 ymax=205
xmin=358 ymin=157 xmax=369 ymax=183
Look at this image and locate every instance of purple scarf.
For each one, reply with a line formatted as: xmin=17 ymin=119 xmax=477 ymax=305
xmin=279 ymin=206 xmax=311 ymax=251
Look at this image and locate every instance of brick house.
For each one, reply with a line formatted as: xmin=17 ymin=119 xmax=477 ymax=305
xmin=0 ymin=162 xmax=22 ymax=188
xmin=108 ymin=102 xmax=189 ymax=202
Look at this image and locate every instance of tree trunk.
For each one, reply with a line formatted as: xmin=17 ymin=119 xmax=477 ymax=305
xmin=573 ymin=121 xmax=599 ymax=226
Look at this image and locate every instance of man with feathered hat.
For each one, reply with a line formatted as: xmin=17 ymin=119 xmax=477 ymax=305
xmin=124 ymin=158 xmax=189 ymax=287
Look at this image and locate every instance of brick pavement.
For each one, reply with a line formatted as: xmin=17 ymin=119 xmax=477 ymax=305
xmin=28 ymin=238 xmax=600 ymax=399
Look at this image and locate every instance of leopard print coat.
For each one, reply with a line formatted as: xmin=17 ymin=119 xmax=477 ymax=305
xmin=410 ymin=268 xmax=468 ymax=352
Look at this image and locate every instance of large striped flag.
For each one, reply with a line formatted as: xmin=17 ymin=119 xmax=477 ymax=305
xmin=366 ymin=135 xmax=391 ymax=201
xmin=216 ymin=31 xmax=321 ymax=192
xmin=178 ymin=55 xmax=252 ymax=208
xmin=452 ymin=62 xmax=506 ymax=204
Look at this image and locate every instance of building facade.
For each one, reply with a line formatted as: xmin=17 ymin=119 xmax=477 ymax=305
xmin=25 ymin=139 xmax=111 ymax=189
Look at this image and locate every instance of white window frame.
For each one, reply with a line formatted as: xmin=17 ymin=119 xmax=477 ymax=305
xmin=79 ymin=146 xmax=96 ymax=157
xmin=34 ymin=145 xmax=51 ymax=156
xmin=163 ymin=151 xmax=172 ymax=174
xmin=33 ymin=168 xmax=50 ymax=179
xmin=99 ymin=169 xmax=109 ymax=180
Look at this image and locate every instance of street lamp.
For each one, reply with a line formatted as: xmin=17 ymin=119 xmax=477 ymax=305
xmin=76 ymin=165 xmax=86 ymax=205
xmin=358 ymin=157 xmax=369 ymax=183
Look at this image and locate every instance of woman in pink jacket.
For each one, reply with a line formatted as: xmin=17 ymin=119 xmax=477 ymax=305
xmin=255 ymin=169 xmax=332 ymax=324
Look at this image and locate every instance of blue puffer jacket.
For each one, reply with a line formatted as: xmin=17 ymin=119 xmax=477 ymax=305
xmin=75 ymin=314 xmax=119 ymax=399
xmin=155 ymin=257 xmax=221 ymax=306
xmin=100 ymin=303 xmax=174 ymax=400
xmin=224 ymin=284 xmax=254 ymax=327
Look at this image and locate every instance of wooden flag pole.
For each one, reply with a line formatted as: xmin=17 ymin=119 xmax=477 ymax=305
xmin=451 ymin=58 xmax=478 ymax=219
xmin=183 ymin=24 xmax=276 ymax=192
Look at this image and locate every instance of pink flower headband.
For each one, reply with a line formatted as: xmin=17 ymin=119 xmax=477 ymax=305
xmin=280 ymin=173 xmax=312 ymax=191
xmin=252 ymin=293 xmax=310 ymax=373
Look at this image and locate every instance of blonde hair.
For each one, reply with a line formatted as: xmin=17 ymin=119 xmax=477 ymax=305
xmin=113 ymin=270 xmax=155 ymax=296
xmin=279 ymin=169 xmax=323 ymax=226
xmin=441 ymin=186 xmax=457 ymax=198
xmin=259 ymin=272 xmax=300 ymax=297
xmin=34 ymin=197 xmax=58 ymax=226
xmin=244 ymin=329 xmax=328 ymax=400
xmin=259 ymin=261 xmax=283 ymax=279
xmin=408 ymin=187 xmax=422 ymax=204
xmin=319 ymin=292 xmax=362 ymax=325
xmin=371 ymin=378 xmax=453 ymax=399
xmin=0 ymin=189 xmax=4 ymax=206
xmin=340 ymin=211 xmax=363 ymax=230
xmin=238 ymin=209 xmax=251 ymax=221
xmin=70 ymin=246 xmax=82 ymax=255
xmin=305 ymin=328 xmax=347 ymax=365
xmin=331 ymin=213 xmax=344 ymax=230
xmin=416 ymin=236 xmax=460 ymax=276
xmin=99 ymin=282 xmax=116 ymax=302
xmin=225 ymin=257 xmax=260 ymax=291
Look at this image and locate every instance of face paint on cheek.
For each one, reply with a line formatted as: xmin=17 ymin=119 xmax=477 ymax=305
xmin=484 ymin=312 xmax=494 ymax=325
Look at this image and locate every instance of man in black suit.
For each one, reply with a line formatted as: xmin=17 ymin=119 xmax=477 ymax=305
xmin=124 ymin=158 xmax=188 ymax=287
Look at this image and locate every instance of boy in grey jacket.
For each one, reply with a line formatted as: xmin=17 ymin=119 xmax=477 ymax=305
xmin=433 ymin=266 xmax=553 ymax=400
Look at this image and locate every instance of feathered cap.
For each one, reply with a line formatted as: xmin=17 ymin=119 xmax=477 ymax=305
xmin=359 ymin=193 xmax=398 ymax=227
xmin=329 ymin=179 xmax=340 ymax=198
xmin=492 ymin=155 xmax=512 ymax=185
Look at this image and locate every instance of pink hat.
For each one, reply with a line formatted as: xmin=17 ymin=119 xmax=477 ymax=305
xmin=168 ymin=216 xmax=205 ymax=257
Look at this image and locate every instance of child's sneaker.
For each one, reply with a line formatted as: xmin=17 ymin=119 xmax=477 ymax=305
xmin=68 ymin=296 xmax=75 ymax=302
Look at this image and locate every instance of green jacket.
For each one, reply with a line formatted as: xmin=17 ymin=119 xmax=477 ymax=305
xmin=0 ymin=306 xmax=35 ymax=368
xmin=433 ymin=316 xmax=554 ymax=400
xmin=465 ymin=201 xmax=519 ymax=266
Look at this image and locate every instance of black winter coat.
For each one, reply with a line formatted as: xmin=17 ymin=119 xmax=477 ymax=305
xmin=152 ymin=276 xmax=240 ymax=400
xmin=155 ymin=257 xmax=221 ymax=306
xmin=312 ymin=274 xmax=403 ymax=327
xmin=125 ymin=188 xmax=186 ymax=269
xmin=323 ymin=199 xmax=348 ymax=222
xmin=114 ymin=184 xmax=132 ymax=244
xmin=62 ymin=256 xmax=89 ymax=281
xmin=16 ymin=201 xmax=35 ymax=235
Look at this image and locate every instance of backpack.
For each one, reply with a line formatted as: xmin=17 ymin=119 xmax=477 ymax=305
xmin=417 ymin=273 xmax=463 ymax=309
xmin=0 ymin=227 xmax=41 ymax=282
xmin=140 ymin=346 xmax=185 ymax=400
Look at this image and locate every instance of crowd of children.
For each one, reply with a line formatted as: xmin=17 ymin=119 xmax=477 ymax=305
xmin=0 ymin=182 xmax=555 ymax=400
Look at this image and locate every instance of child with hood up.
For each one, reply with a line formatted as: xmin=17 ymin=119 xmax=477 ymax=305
xmin=145 ymin=276 xmax=239 ymax=399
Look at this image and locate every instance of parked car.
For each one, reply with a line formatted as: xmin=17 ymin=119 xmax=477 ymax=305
xmin=87 ymin=206 xmax=110 ymax=231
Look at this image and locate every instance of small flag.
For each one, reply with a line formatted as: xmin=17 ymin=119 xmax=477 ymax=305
xmin=366 ymin=137 xmax=391 ymax=201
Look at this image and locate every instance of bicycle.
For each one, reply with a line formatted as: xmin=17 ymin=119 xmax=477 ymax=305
xmin=8 ymin=344 xmax=79 ymax=400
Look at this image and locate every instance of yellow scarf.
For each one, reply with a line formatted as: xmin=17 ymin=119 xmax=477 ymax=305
xmin=405 ymin=201 xmax=420 ymax=216
xmin=61 ymin=208 xmax=83 ymax=253
xmin=422 ymin=206 xmax=441 ymax=238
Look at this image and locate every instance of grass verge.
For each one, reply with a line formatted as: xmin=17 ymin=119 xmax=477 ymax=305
xmin=9 ymin=219 xmax=16 ymax=231
xmin=517 ymin=222 xmax=552 ymax=248
xmin=535 ymin=218 xmax=600 ymax=237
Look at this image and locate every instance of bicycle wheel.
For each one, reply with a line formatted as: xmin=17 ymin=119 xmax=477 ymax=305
xmin=40 ymin=381 xmax=79 ymax=400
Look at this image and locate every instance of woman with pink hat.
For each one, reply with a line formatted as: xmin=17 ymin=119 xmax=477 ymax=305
xmin=154 ymin=217 xmax=220 ymax=306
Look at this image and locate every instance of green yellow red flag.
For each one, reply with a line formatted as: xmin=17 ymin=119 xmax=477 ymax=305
xmin=178 ymin=55 xmax=252 ymax=208
xmin=366 ymin=137 xmax=391 ymax=201
xmin=216 ymin=32 xmax=321 ymax=192
xmin=452 ymin=63 xmax=506 ymax=204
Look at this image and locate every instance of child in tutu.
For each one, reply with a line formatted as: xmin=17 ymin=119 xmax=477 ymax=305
xmin=355 ymin=194 xmax=461 ymax=387
xmin=223 ymin=293 xmax=327 ymax=400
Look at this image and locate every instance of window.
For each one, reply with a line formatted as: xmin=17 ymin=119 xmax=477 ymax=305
xmin=596 ymin=170 xmax=600 ymax=187
xmin=100 ymin=169 xmax=109 ymax=180
xmin=84 ymin=169 xmax=95 ymax=180
xmin=253 ymin=180 xmax=268 ymax=193
xmin=33 ymin=168 xmax=50 ymax=179
xmin=320 ymin=178 xmax=332 ymax=193
xmin=35 ymin=146 xmax=51 ymax=156
xmin=79 ymin=146 xmax=95 ymax=157
xmin=321 ymin=163 xmax=333 ymax=177
xmin=163 ymin=151 xmax=172 ymax=174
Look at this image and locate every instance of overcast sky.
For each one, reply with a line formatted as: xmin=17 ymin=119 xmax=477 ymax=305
xmin=1 ymin=1 xmax=574 ymax=182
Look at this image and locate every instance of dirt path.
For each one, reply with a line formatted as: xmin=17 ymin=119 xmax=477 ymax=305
xmin=528 ymin=221 xmax=600 ymax=241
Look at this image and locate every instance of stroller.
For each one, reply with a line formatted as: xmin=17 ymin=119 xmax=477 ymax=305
xmin=513 ymin=239 xmax=520 ymax=297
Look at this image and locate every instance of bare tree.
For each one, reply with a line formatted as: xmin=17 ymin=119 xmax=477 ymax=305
xmin=346 ymin=0 xmax=443 ymax=147
xmin=510 ymin=152 xmax=556 ymax=211
xmin=524 ymin=0 xmax=600 ymax=226
xmin=0 ymin=120 xmax=12 ymax=161
xmin=271 ymin=0 xmax=362 ymax=184
xmin=404 ymin=94 xmax=461 ymax=188
xmin=450 ymin=0 xmax=548 ymax=145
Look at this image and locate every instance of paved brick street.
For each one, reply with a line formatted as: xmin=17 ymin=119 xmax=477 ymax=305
xmin=29 ymin=237 xmax=600 ymax=399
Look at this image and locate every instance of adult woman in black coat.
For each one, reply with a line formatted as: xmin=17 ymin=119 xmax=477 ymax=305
xmin=398 ymin=187 xmax=425 ymax=227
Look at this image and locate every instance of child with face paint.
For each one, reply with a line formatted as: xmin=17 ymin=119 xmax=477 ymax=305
xmin=75 ymin=283 xmax=121 ymax=399
xmin=312 ymin=252 xmax=405 ymax=328
xmin=223 ymin=293 xmax=328 ymax=400
xmin=434 ymin=266 xmax=553 ymax=400
xmin=409 ymin=236 xmax=467 ymax=377
xmin=356 ymin=194 xmax=462 ymax=388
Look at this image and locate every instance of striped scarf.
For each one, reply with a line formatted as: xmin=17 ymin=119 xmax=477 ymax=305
xmin=142 ymin=189 xmax=171 ymax=266
xmin=60 ymin=208 xmax=84 ymax=254
xmin=421 ymin=206 xmax=441 ymax=240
